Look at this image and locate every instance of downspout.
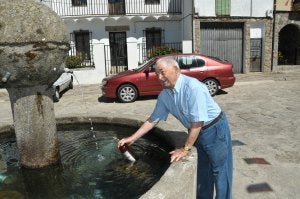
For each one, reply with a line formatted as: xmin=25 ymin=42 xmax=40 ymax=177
xmin=182 ymin=0 xmax=184 ymax=52
xmin=271 ymin=0 xmax=277 ymax=71
xmin=192 ymin=0 xmax=195 ymax=52
xmin=250 ymin=0 xmax=253 ymax=17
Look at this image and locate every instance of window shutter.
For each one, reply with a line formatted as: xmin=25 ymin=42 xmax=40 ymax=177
xmin=216 ymin=0 xmax=230 ymax=16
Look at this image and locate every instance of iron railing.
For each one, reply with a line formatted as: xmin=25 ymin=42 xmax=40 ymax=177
xmin=41 ymin=0 xmax=181 ymax=16
xmin=138 ymin=42 xmax=182 ymax=64
xmin=104 ymin=42 xmax=182 ymax=76
xmin=68 ymin=43 xmax=95 ymax=68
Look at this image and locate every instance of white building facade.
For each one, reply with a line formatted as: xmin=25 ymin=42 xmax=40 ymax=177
xmin=41 ymin=0 xmax=193 ymax=84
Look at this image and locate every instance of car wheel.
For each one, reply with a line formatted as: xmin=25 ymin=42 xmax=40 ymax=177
xmin=53 ymin=88 xmax=60 ymax=102
xmin=117 ymin=84 xmax=138 ymax=103
xmin=69 ymin=78 xmax=73 ymax=89
xmin=203 ymin=78 xmax=219 ymax=96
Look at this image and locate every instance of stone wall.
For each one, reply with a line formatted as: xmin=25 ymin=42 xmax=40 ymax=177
xmin=272 ymin=12 xmax=300 ymax=72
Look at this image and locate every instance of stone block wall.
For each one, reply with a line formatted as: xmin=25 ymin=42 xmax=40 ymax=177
xmin=273 ymin=12 xmax=300 ymax=72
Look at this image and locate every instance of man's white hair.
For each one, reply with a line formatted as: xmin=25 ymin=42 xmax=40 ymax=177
xmin=156 ymin=57 xmax=180 ymax=70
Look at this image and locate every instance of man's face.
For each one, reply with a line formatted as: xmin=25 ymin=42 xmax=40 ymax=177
xmin=155 ymin=62 xmax=179 ymax=89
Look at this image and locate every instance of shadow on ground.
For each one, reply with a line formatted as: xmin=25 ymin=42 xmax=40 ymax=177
xmin=98 ymin=95 xmax=158 ymax=103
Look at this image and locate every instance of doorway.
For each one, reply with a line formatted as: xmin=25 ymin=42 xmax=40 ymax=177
xmin=108 ymin=32 xmax=128 ymax=74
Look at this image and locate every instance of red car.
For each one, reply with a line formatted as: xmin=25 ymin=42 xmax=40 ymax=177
xmin=101 ymin=53 xmax=235 ymax=103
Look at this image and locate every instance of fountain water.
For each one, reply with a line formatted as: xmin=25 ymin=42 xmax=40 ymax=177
xmin=0 ymin=123 xmax=171 ymax=198
xmin=0 ymin=0 xmax=69 ymax=168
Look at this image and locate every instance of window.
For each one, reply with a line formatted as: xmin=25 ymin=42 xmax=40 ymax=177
xmin=74 ymin=30 xmax=91 ymax=61
xmin=108 ymin=0 xmax=125 ymax=15
xmin=145 ymin=0 xmax=160 ymax=5
xmin=150 ymin=63 xmax=156 ymax=72
xmin=294 ymin=0 xmax=300 ymax=11
xmin=145 ymin=28 xmax=163 ymax=58
xmin=196 ymin=57 xmax=205 ymax=67
xmin=178 ymin=56 xmax=197 ymax=69
xmin=72 ymin=0 xmax=87 ymax=6
xmin=215 ymin=0 xmax=230 ymax=16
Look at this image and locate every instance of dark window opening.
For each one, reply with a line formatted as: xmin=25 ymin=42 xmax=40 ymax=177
xmin=72 ymin=0 xmax=87 ymax=6
xmin=74 ymin=31 xmax=91 ymax=61
xmin=109 ymin=32 xmax=128 ymax=73
xmin=196 ymin=57 xmax=205 ymax=67
xmin=150 ymin=63 xmax=156 ymax=72
xmin=145 ymin=28 xmax=163 ymax=58
xmin=250 ymin=38 xmax=262 ymax=72
xmin=177 ymin=56 xmax=199 ymax=69
xmin=69 ymin=31 xmax=94 ymax=68
xmin=145 ymin=0 xmax=160 ymax=5
xmin=109 ymin=0 xmax=125 ymax=15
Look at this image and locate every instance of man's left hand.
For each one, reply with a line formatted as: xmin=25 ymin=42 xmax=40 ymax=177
xmin=169 ymin=148 xmax=189 ymax=163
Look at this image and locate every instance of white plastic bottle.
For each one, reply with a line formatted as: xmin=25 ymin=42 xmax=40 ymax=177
xmin=113 ymin=137 xmax=136 ymax=162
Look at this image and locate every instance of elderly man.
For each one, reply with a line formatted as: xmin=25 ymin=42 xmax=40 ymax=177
xmin=118 ymin=57 xmax=233 ymax=199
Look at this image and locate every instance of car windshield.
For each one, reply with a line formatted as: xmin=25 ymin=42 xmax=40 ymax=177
xmin=132 ymin=58 xmax=155 ymax=72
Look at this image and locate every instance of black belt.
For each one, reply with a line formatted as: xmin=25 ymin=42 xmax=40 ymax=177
xmin=202 ymin=112 xmax=223 ymax=131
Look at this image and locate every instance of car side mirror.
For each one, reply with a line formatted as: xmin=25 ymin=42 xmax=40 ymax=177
xmin=144 ymin=69 xmax=149 ymax=78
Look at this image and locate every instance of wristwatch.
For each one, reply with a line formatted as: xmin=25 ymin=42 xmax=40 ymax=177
xmin=183 ymin=145 xmax=191 ymax=152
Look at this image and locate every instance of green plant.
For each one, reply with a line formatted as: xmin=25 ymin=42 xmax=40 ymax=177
xmin=66 ymin=56 xmax=83 ymax=69
xmin=149 ymin=46 xmax=181 ymax=58
xmin=278 ymin=51 xmax=288 ymax=65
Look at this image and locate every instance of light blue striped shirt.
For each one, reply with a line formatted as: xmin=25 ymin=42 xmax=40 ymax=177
xmin=150 ymin=74 xmax=221 ymax=129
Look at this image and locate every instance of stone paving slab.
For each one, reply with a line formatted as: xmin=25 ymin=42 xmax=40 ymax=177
xmin=0 ymin=69 xmax=300 ymax=198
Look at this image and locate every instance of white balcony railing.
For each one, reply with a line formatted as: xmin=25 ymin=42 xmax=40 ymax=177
xmin=41 ymin=0 xmax=181 ymax=17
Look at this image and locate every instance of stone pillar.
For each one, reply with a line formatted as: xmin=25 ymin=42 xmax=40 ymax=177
xmin=8 ymin=86 xmax=59 ymax=168
xmin=127 ymin=40 xmax=138 ymax=70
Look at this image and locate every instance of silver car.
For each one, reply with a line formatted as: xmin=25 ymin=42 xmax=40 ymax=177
xmin=53 ymin=68 xmax=73 ymax=102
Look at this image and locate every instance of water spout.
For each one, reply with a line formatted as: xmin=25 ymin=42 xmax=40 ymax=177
xmin=1 ymin=72 xmax=11 ymax=83
xmin=64 ymin=68 xmax=73 ymax=74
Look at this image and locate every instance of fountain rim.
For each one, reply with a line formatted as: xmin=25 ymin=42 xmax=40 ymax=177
xmin=0 ymin=116 xmax=197 ymax=199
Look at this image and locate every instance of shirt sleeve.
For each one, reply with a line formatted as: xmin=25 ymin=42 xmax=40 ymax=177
xmin=150 ymin=93 xmax=169 ymax=122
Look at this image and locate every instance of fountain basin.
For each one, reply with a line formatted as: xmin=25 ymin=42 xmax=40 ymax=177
xmin=0 ymin=116 xmax=197 ymax=198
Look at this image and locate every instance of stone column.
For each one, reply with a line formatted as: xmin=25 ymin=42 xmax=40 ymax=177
xmin=8 ymin=86 xmax=59 ymax=168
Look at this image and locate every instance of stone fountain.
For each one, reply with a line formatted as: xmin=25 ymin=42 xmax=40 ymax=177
xmin=0 ymin=0 xmax=69 ymax=168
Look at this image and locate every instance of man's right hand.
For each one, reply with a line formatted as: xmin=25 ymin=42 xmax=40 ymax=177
xmin=117 ymin=137 xmax=134 ymax=148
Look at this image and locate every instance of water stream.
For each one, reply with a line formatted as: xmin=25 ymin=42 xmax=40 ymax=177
xmin=72 ymin=72 xmax=95 ymax=131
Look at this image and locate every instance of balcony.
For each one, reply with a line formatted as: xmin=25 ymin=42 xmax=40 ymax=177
xmin=41 ymin=0 xmax=181 ymax=17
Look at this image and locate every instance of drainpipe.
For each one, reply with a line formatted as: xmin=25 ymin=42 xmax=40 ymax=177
xmin=271 ymin=0 xmax=277 ymax=71
xmin=250 ymin=0 xmax=253 ymax=17
xmin=192 ymin=0 xmax=194 ymax=53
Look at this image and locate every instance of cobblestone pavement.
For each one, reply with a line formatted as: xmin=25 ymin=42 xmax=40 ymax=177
xmin=0 ymin=70 xmax=300 ymax=198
